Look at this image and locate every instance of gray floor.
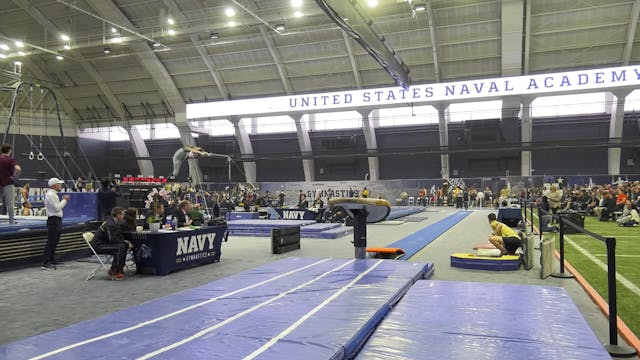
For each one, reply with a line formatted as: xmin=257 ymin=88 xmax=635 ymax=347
xmin=0 ymin=207 xmax=637 ymax=358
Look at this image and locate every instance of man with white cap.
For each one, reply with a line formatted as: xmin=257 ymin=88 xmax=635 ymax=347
xmin=42 ymin=177 xmax=70 ymax=270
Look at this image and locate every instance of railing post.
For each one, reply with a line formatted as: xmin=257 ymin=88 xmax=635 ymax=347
xmin=603 ymin=237 xmax=636 ymax=357
xmin=529 ymin=202 xmax=534 ymax=234
xmin=551 ymin=213 xmax=574 ymax=279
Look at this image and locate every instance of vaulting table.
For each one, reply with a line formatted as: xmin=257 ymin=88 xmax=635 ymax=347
xmin=124 ymin=225 xmax=226 ymax=275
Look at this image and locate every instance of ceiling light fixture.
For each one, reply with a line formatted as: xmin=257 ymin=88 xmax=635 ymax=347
xmin=152 ymin=42 xmax=162 ymax=47
xmin=103 ymin=47 xmax=111 ymax=54
xmin=368 ymin=0 xmax=378 ymax=7
xmin=15 ymin=41 xmax=24 ymax=48
xmin=209 ymin=32 xmax=219 ymax=39
xmin=275 ymin=24 xmax=285 ymax=31
xmin=64 ymin=44 xmax=71 ymax=50
xmin=111 ymin=36 xmax=123 ymax=43
xmin=291 ymin=0 xmax=303 ymax=7
xmin=0 ymin=54 xmax=7 ymax=59
xmin=55 ymin=55 xmax=64 ymax=60
xmin=225 ymin=8 xmax=236 ymax=17
xmin=111 ymin=27 xmax=118 ymax=33
xmin=228 ymin=20 xmax=236 ymax=27
xmin=294 ymin=10 xmax=303 ymax=18
xmin=414 ymin=4 xmax=426 ymax=12
xmin=167 ymin=18 xmax=175 ymax=25
xmin=18 ymin=51 xmax=25 ymax=56
xmin=167 ymin=29 xmax=176 ymax=36
xmin=0 ymin=44 xmax=9 ymax=51
xmin=60 ymin=34 xmax=70 ymax=41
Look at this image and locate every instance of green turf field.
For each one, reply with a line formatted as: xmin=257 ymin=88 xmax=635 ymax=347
xmin=527 ymin=210 xmax=640 ymax=338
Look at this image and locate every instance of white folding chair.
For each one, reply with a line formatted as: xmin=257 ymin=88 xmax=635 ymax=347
xmin=83 ymin=232 xmax=111 ymax=280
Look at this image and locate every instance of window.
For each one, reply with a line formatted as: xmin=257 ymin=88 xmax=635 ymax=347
xmin=532 ymin=93 xmax=606 ymax=117
xmin=312 ymin=110 xmax=361 ymax=130
xmin=448 ymin=100 xmax=502 ymax=122
xmin=624 ymin=90 xmax=640 ymax=112
xmin=252 ymin=115 xmax=296 ymax=134
xmin=79 ymin=126 xmax=129 ymax=141
xmin=377 ymin=105 xmax=439 ymax=127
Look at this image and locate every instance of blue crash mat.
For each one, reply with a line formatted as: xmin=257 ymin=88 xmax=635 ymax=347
xmin=356 ymin=280 xmax=611 ymax=360
xmin=1 ymin=257 xmax=433 ymax=360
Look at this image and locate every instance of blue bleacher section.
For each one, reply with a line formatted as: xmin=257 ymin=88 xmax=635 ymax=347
xmin=0 ymin=257 xmax=434 ymax=360
xmin=356 ymin=280 xmax=611 ymax=360
xmin=386 ymin=211 xmax=471 ymax=259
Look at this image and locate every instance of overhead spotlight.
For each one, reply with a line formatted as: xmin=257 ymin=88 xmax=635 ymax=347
xmin=55 ymin=55 xmax=64 ymax=60
xmin=414 ymin=4 xmax=426 ymax=12
xmin=103 ymin=47 xmax=111 ymax=54
xmin=0 ymin=43 xmax=9 ymax=51
xmin=60 ymin=34 xmax=70 ymax=41
xmin=111 ymin=36 xmax=123 ymax=43
xmin=64 ymin=44 xmax=71 ymax=50
xmin=14 ymin=61 xmax=22 ymax=65
xmin=18 ymin=51 xmax=25 ymax=56
xmin=275 ymin=24 xmax=285 ymax=31
xmin=368 ymin=0 xmax=378 ymax=7
xmin=294 ymin=10 xmax=303 ymax=17
xmin=228 ymin=20 xmax=236 ymax=27
xmin=0 ymin=54 xmax=7 ymax=59
xmin=167 ymin=17 xmax=175 ymax=25
xmin=167 ymin=28 xmax=176 ymax=36
xmin=225 ymin=8 xmax=236 ymax=17
xmin=15 ymin=41 xmax=24 ymax=48
xmin=111 ymin=27 xmax=118 ymax=33
xmin=291 ymin=0 xmax=303 ymax=7
xmin=152 ymin=42 xmax=162 ymax=47
xmin=209 ymin=32 xmax=219 ymax=39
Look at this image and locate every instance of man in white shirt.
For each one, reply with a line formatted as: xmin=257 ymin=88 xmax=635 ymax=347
xmin=42 ymin=178 xmax=70 ymax=270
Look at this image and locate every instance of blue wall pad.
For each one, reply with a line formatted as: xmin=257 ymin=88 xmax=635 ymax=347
xmin=387 ymin=211 xmax=471 ymax=259
xmin=386 ymin=206 xmax=425 ymax=220
xmin=356 ymin=280 xmax=611 ymax=360
xmin=450 ymin=253 xmax=521 ymax=271
xmin=1 ymin=257 xmax=434 ymax=360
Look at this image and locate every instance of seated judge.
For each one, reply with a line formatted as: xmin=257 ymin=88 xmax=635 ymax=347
xmin=298 ymin=194 xmax=309 ymax=209
xmin=144 ymin=203 xmax=171 ymax=229
xmin=174 ymin=200 xmax=193 ymax=227
xmin=189 ymin=203 xmax=205 ymax=226
xmin=90 ymin=207 xmax=132 ymax=280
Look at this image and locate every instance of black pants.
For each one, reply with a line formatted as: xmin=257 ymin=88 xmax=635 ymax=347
xmin=95 ymin=243 xmax=127 ymax=272
xmin=43 ymin=216 xmax=62 ymax=265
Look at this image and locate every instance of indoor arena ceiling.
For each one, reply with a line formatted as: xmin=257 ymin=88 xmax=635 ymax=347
xmin=1 ymin=0 xmax=640 ymax=128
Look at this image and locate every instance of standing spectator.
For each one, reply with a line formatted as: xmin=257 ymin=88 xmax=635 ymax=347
xmin=452 ymin=186 xmax=463 ymax=209
xmin=0 ymin=143 xmax=21 ymax=224
xmin=98 ymin=178 xmax=121 ymax=221
xmin=468 ymin=187 xmax=477 ymax=208
xmin=21 ymin=182 xmax=30 ymax=204
xmin=42 ymin=178 xmax=70 ymax=270
xmin=477 ymin=188 xmax=484 ymax=208
xmin=547 ymin=186 xmax=562 ymax=216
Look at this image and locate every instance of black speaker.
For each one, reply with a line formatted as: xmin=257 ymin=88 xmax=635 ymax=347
xmin=271 ymin=226 xmax=301 ymax=254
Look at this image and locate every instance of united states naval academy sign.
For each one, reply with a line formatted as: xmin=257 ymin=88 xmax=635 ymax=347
xmin=186 ymin=65 xmax=639 ymax=119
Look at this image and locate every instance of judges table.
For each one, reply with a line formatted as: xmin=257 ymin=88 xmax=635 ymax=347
xmin=125 ymin=225 xmax=226 ymax=275
xmin=273 ymin=207 xmax=324 ymax=221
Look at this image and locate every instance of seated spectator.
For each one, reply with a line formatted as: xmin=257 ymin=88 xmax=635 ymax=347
xmin=298 ymin=194 xmax=309 ymax=208
xmin=121 ymin=207 xmax=138 ymax=232
xmin=595 ymin=192 xmax=616 ymax=221
xmin=189 ymin=203 xmax=204 ymax=226
xmin=21 ymin=201 xmax=32 ymax=216
xmin=617 ymin=200 xmax=639 ymax=227
xmin=89 ymin=207 xmax=131 ymax=280
xmin=174 ymin=200 xmax=193 ymax=227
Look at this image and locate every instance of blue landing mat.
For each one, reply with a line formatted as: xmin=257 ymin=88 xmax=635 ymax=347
xmin=1 ymin=257 xmax=434 ymax=360
xmin=0 ymin=216 xmax=93 ymax=233
xmin=386 ymin=206 xmax=425 ymax=220
xmin=356 ymin=280 xmax=610 ymax=360
xmin=387 ymin=211 xmax=471 ymax=259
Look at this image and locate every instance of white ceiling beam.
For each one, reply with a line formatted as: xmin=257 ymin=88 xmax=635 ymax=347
xmin=86 ymin=0 xmax=186 ymax=116
xmin=11 ymin=0 xmax=124 ymax=123
xmin=163 ymin=0 xmax=230 ymax=100
xmin=425 ymin=1 xmax=441 ymax=82
xmin=259 ymin=26 xmax=292 ymax=94
xmin=623 ymin=0 xmax=640 ymax=65
xmin=342 ymin=31 xmax=362 ymax=89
